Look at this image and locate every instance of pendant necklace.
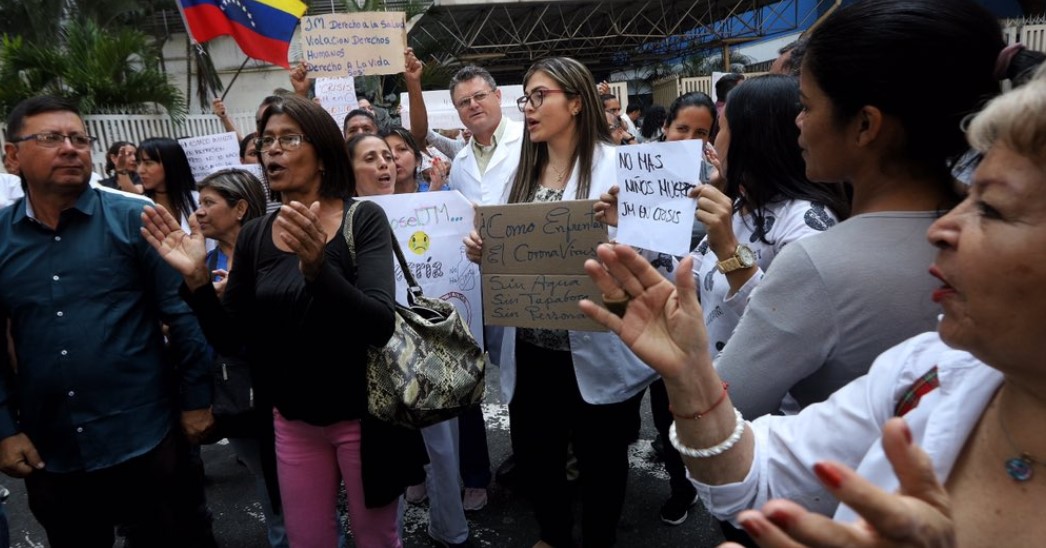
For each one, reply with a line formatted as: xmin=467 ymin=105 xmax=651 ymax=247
xmin=998 ymin=406 xmax=1043 ymax=481
xmin=549 ymin=162 xmax=570 ymax=186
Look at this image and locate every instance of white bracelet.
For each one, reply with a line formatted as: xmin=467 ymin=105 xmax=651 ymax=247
xmin=669 ymin=407 xmax=746 ymax=458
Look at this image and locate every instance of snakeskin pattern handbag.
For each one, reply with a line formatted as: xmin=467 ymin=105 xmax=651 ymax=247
xmin=344 ymin=201 xmax=486 ymax=429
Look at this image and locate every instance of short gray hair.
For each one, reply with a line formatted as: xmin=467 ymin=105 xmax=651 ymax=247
xmin=448 ymin=65 xmax=498 ymax=98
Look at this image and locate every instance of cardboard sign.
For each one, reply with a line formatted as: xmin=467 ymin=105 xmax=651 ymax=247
xmin=615 ymin=140 xmax=703 ymax=256
xmin=399 ymin=85 xmax=526 ymax=131
xmin=300 ymin=12 xmax=406 ymax=78
xmin=314 ymin=76 xmax=359 ymax=129
xmin=476 ymin=200 xmax=608 ymax=331
xmin=178 ymin=132 xmax=241 ymax=183
xmin=358 ymin=191 xmax=484 ymax=347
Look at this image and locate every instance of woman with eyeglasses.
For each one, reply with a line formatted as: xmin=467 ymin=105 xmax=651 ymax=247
xmin=464 ymin=57 xmax=657 ymax=548
xmin=141 ymin=94 xmax=425 ymax=547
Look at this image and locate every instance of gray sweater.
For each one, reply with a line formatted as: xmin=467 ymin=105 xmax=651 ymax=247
xmin=715 ymin=212 xmax=943 ymax=418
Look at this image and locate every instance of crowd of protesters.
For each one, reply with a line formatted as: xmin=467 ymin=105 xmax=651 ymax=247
xmin=1 ymin=0 xmax=1045 ymax=547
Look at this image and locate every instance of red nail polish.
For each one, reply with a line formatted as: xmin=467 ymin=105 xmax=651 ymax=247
xmin=814 ymin=462 xmax=843 ymax=489
xmin=767 ymin=510 xmax=792 ymax=531
xmin=902 ymin=422 xmax=913 ymax=445
xmin=740 ymin=517 xmax=764 ymax=539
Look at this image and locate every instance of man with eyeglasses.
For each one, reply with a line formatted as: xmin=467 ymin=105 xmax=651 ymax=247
xmin=0 ymin=96 xmax=213 ymax=548
xmin=406 ymin=54 xmax=523 ymax=207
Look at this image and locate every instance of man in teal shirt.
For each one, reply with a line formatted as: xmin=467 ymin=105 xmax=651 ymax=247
xmin=0 ymin=96 xmax=213 ymax=548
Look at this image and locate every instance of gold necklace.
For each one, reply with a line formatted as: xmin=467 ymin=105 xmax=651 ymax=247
xmin=548 ymin=162 xmax=570 ymax=185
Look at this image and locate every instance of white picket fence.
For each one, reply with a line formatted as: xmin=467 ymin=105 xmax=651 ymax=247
xmin=2 ymin=112 xmax=257 ymax=176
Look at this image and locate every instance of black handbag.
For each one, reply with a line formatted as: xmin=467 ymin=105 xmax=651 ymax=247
xmin=343 ymin=200 xmax=486 ymax=429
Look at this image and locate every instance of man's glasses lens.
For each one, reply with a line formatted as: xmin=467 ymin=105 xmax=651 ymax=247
xmin=456 ymin=91 xmax=492 ymax=110
xmin=20 ymin=132 xmax=95 ymax=149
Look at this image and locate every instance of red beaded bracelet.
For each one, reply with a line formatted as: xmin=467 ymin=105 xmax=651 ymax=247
xmin=669 ymin=382 xmax=730 ymax=419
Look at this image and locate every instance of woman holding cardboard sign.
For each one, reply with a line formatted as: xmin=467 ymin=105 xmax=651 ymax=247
xmin=464 ymin=57 xmax=656 ymax=548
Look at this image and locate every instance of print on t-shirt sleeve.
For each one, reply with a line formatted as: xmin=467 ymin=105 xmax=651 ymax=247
xmin=650 ymin=253 xmax=675 ymax=273
xmin=750 ymin=214 xmax=776 ymax=243
xmin=804 ymin=203 xmax=836 ymax=231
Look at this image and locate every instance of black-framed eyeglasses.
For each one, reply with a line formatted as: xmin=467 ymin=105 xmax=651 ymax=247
xmin=255 ymin=134 xmax=310 ymax=152
xmin=516 ymin=89 xmax=568 ymax=112
xmin=10 ymin=132 xmax=96 ymax=150
xmin=454 ymin=89 xmax=496 ymax=110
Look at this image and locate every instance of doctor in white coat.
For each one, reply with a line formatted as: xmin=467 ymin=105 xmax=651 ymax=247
xmin=466 ymin=57 xmax=657 ymax=548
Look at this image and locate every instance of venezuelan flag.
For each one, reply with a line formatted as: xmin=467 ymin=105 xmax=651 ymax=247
xmin=178 ymin=0 xmax=307 ymax=68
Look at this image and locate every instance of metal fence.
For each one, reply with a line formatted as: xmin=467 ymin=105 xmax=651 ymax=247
xmin=1 ymin=112 xmax=257 ymax=176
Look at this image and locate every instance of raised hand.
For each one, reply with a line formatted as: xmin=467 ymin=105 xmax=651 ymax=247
xmin=404 ymin=47 xmax=423 ymax=83
xmin=692 ymin=185 xmax=738 ymax=259
xmin=579 ymin=243 xmax=709 ymax=383
xmin=140 ymin=204 xmax=210 ymax=290
xmin=733 ymin=419 xmax=954 ymax=548
xmin=211 ymin=97 xmax=228 ymax=119
xmin=290 ymin=62 xmax=311 ymax=97
xmin=275 ymin=201 xmax=328 ymax=280
xmin=593 ymin=184 xmax=620 ymax=227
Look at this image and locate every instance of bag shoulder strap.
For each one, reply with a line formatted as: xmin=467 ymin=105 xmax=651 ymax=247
xmin=341 ymin=199 xmax=425 ymax=304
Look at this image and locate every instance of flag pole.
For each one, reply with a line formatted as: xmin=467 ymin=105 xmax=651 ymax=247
xmin=174 ymin=3 xmax=226 ymax=108
xmin=221 ymin=57 xmax=252 ymax=102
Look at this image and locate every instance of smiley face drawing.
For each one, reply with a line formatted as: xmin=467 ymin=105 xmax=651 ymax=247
xmin=408 ymin=231 xmax=431 ymax=255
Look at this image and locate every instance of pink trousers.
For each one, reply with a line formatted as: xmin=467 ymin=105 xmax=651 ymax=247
xmin=274 ymin=410 xmax=401 ymax=547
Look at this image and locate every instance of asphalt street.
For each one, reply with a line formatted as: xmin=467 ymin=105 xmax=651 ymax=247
xmin=3 ymin=370 xmax=728 ymax=547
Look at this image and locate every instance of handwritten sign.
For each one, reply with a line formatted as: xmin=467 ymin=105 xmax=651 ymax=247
xmin=615 ymin=140 xmax=703 ymax=256
xmin=359 ymin=191 xmax=484 ymax=347
xmin=315 ymin=76 xmax=359 ymax=129
xmin=400 ymin=86 xmax=526 ymax=130
xmin=178 ymin=132 xmax=241 ymax=183
xmin=476 ymin=200 xmax=608 ymax=331
xmin=300 ymin=12 xmax=406 ymax=78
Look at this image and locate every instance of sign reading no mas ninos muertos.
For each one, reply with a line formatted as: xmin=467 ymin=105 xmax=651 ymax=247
xmin=300 ymin=12 xmax=406 ymax=78
xmin=476 ymin=200 xmax=608 ymax=332
xmin=615 ymin=140 xmax=704 ymax=256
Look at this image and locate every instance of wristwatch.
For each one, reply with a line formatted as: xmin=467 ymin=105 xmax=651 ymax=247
xmin=716 ymin=244 xmax=756 ymax=274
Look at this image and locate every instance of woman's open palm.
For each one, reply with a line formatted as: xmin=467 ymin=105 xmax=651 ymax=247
xmin=141 ymin=204 xmax=208 ymax=280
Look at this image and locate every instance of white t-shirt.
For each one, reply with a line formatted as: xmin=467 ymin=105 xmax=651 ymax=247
xmin=0 ymin=174 xmax=23 ymax=210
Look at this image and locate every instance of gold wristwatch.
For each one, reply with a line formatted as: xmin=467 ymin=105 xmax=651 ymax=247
xmin=716 ymin=244 xmax=756 ymax=274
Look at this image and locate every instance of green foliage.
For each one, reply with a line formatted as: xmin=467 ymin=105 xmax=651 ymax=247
xmin=679 ymin=50 xmax=756 ymax=78
xmin=0 ymin=18 xmax=185 ymax=119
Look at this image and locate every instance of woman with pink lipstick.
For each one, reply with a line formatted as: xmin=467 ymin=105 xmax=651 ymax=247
xmin=141 ymin=94 xmax=424 ymax=547
xmin=581 ymin=64 xmax=1046 ymax=548
xmin=465 ymin=57 xmax=657 ymax=548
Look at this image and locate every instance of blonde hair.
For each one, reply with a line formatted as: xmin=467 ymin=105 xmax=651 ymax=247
xmin=966 ymin=64 xmax=1046 ymax=165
